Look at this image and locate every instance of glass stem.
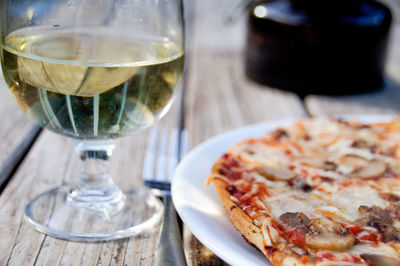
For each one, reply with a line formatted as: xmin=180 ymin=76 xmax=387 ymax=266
xmin=68 ymin=140 xmax=125 ymax=212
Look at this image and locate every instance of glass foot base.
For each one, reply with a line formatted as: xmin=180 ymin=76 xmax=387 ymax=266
xmin=24 ymin=186 xmax=163 ymax=241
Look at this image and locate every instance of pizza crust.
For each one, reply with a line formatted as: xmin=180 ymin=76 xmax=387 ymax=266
xmin=212 ymin=178 xmax=307 ymax=266
xmin=213 ymin=178 xmax=265 ymax=251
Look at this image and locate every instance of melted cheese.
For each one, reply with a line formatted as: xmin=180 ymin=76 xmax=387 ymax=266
xmin=328 ymin=139 xmax=354 ymax=154
xmin=350 ymin=243 xmax=400 ymax=259
xmin=264 ymin=190 xmax=327 ymax=219
xmin=250 ymin=172 xmax=288 ymax=188
xmin=261 ymin=219 xmax=273 ymax=246
xmin=304 ymin=118 xmax=341 ymax=137
xmin=261 ymin=185 xmax=386 ymax=223
xmin=319 ymin=262 xmax=361 ymax=266
xmin=250 ymin=176 xmax=390 ymax=223
xmin=330 ymin=185 xmax=390 ymax=221
xmin=309 ymin=185 xmax=390 ymax=221
xmin=294 ymin=164 xmax=345 ymax=180
xmin=233 ymin=142 xmax=291 ymax=165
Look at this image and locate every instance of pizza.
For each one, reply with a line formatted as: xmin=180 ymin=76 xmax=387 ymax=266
xmin=207 ymin=118 xmax=400 ymax=265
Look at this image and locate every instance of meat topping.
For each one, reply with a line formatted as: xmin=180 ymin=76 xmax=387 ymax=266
xmin=367 ymin=220 xmax=400 ymax=242
xmin=357 ymin=205 xmax=400 ymax=242
xmin=380 ymin=193 xmax=400 ymax=203
xmin=280 ymin=212 xmax=310 ymax=230
xmin=337 ymin=156 xmax=387 ymax=179
xmin=358 ymin=206 xmax=392 ymax=225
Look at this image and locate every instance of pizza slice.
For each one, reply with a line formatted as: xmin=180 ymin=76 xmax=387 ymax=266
xmin=208 ymin=118 xmax=400 ymax=265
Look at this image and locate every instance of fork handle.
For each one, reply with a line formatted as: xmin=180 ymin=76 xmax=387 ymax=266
xmin=153 ymin=195 xmax=187 ymax=266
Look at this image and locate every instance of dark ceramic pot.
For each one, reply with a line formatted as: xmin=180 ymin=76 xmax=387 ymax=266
xmin=245 ymin=0 xmax=392 ymax=95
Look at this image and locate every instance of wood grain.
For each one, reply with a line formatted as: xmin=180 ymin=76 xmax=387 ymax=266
xmin=305 ymin=0 xmax=400 ymax=116
xmin=0 ymin=77 xmax=38 ymax=190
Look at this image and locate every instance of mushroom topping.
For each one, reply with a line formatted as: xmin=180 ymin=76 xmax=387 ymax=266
xmin=338 ymin=155 xmax=386 ymax=179
xmin=280 ymin=214 xmax=356 ymax=250
xmin=360 ymin=254 xmax=400 ymax=266
xmin=298 ymin=158 xmax=336 ymax=171
xmin=354 ymin=160 xmax=386 ymax=179
xmin=256 ymin=165 xmax=295 ymax=181
xmin=338 ymin=155 xmax=368 ymax=169
xmin=305 ymin=218 xmax=355 ymax=250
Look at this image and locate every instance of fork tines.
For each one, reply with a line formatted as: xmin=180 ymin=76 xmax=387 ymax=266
xmin=143 ymin=126 xmax=187 ymax=193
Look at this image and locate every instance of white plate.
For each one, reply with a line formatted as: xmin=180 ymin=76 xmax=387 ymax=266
xmin=171 ymin=115 xmax=394 ymax=266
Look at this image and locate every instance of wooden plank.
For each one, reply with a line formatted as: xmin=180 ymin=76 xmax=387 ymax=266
xmin=305 ymin=79 xmax=400 ymax=116
xmin=0 ymin=77 xmax=39 ymax=190
xmin=185 ymin=51 xmax=306 ymax=144
xmin=181 ymin=1 xmax=306 ymax=264
xmin=305 ymin=0 xmax=400 ymax=116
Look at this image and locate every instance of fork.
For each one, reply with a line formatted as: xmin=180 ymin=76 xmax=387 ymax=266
xmin=143 ymin=126 xmax=188 ymax=266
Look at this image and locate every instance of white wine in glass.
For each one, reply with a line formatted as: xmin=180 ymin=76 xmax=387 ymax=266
xmin=0 ymin=0 xmax=184 ymax=241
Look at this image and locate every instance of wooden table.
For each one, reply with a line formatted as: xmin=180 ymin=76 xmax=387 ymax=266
xmin=1 ymin=0 xmax=400 ymax=265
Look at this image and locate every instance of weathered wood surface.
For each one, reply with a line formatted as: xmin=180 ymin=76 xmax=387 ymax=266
xmin=0 ymin=77 xmax=38 ymax=190
xmin=305 ymin=0 xmax=400 ymax=116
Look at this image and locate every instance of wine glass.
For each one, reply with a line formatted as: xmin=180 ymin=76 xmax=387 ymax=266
xmin=0 ymin=0 xmax=185 ymax=241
